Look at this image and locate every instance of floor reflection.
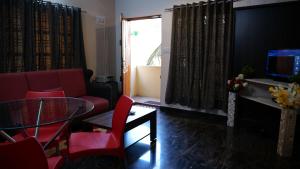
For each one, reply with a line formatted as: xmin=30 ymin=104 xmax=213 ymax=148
xmin=126 ymin=136 xmax=160 ymax=169
xmin=63 ymin=109 xmax=300 ymax=169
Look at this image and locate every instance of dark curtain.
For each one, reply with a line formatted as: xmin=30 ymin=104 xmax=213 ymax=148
xmin=165 ymin=0 xmax=233 ymax=111
xmin=0 ymin=0 xmax=86 ymax=73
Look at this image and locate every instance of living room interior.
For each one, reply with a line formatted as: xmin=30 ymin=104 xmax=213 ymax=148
xmin=1 ymin=0 xmax=300 ymax=169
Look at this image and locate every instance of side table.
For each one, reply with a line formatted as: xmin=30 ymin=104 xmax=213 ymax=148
xmin=83 ymin=104 xmax=157 ymax=147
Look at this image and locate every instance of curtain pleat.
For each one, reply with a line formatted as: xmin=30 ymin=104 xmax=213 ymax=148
xmin=0 ymin=0 xmax=86 ymax=73
xmin=165 ymin=0 xmax=233 ymax=111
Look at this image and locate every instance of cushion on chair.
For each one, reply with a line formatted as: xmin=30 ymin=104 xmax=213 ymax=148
xmin=78 ymin=96 xmax=109 ymax=115
xmin=26 ymin=71 xmax=61 ymax=91
xmin=58 ymin=69 xmax=87 ymax=97
xmin=68 ymin=132 xmax=120 ymax=160
xmin=0 ymin=73 xmax=28 ymax=101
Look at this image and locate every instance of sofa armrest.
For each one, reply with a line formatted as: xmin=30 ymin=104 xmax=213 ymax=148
xmin=89 ymin=81 xmax=119 ymax=108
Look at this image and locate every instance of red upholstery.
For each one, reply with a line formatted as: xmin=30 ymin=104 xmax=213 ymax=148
xmin=26 ymin=91 xmax=66 ymax=143
xmin=14 ymin=123 xmax=62 ymax=143
xmin=0 ymin=73 xmax=28 ymax=101
xmin=0 ymin=69 xmax=109 ymax=115
xmin=47 ymin=156 xmax=65 ymax=169
xmin=111 ymin=96 xmax=134 ymax=141
xmin=68 ymin=95 xmax=133 ymax=160
xmin=58 ymin=69 xmax=87 ymax=97
xmin=26 ymin=90 xmax=66 ymax=98
xmin=26 ymin=71 xmax=61 ymax=91
xmin=79 ymin=96 xmax=109 ymax=117
xmin=14 ymin=91 xmax=67 ymax=147
xmin=0 ymin=137 xmax=64 ymax=169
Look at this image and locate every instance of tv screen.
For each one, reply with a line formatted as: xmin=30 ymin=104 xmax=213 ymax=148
xmin=266 ymin=49 xmax=300 ymax=78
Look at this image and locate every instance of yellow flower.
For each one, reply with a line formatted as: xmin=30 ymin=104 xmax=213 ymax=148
xmin=297 ymin=87 xmax=300 ymax=94
xmin=269 ymin=83 xmax=300 ymax=109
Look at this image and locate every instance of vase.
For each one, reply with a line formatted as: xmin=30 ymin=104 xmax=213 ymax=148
xmin=227 ymin=91 xmax=237 ymax=127
xmin=277 ymin=108 xmax=297 ymax=157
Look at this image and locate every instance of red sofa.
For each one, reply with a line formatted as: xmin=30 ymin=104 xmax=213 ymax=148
xmin=0 ymin=69 xmax=109 ymax=117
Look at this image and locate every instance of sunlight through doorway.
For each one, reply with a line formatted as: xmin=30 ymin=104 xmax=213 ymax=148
xmin=122 ymin=15 xmax=161 ymax=105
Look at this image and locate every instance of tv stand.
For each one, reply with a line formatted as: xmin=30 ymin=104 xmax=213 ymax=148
xmin=227 ymin=78 xmax=298 ymax=157
xmin=240 ymin=78 xmax=288 ymax=109
xmin=245 ymin=78 xmax=288 ymax=87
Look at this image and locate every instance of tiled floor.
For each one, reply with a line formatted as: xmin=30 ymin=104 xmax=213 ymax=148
xmin=64 ymin=108 xmax=300 ymax=169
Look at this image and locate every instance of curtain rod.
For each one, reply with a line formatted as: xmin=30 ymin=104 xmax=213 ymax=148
xmin=164 ymin=0 xmax=241 ymax=12
xmin=37 ymin=0 xmax=87 ymax=13
xmin=123 ymin=14 xmax=161 ymax=21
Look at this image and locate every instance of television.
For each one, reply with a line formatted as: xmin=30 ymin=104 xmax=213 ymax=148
xmin=266 ymin=49 xmax=300 ymax=80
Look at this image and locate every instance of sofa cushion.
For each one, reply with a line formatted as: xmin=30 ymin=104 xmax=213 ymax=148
xmin=42 ymin=87 xmax=64 ymax=92
xmin=0 ymin=73 xmax=28 ymax=101
xmin=79 ymin=96 xmax=109 ymax=116
xmin=26 ymin=71 xmax=60 ymax=91
xmin=25 ymin=90 xmax=66 ymax=99
xmin=58 ymin=69 xmax=86 ymax=97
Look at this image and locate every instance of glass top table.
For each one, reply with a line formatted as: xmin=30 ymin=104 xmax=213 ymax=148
xmin=0 ymin=97 xmax=94 ymax=146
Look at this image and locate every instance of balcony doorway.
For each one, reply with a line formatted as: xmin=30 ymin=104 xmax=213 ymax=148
xmin=121 ymin=15 xmax=161 ymax=106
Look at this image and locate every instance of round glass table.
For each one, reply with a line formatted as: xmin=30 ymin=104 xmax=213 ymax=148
xmin=0 ymin=97 xmax=94 ymax=148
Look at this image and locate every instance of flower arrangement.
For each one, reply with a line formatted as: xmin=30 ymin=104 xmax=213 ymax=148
xmin=269 ymin=83 xmax=300 ymax=109
xmin=227 ymin=74 xmax=248 ymax=92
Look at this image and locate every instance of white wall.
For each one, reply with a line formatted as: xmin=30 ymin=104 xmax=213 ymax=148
xmin=115 ymin=0 xmax=296 ymax=111
xmin=49 ymin=0 xmax=115 ymax=77
xmin=135 ymin=66 xmax=161 ymax=99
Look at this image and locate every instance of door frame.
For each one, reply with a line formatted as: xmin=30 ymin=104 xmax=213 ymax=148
xmin=120 ymin=14 xmax=161 ymax=96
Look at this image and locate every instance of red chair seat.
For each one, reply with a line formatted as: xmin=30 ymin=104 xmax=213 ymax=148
xmin=68 ymin=95 xmax=134 ymax=161
xmin=14 ymin=123 xmax=63 ymax=143
xmin=69 ymin=131 xmax=120 ymax=159
xmin=27 ymin=124 xmax=62 ymax=143
xmin=48 ymin=156 xmax=64 ymax=169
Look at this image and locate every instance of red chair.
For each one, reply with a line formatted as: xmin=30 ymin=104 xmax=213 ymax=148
xmin=14 ymin=91 xmax=68 ymax=152
xmin=0 ymin=137 xmax=64 ymax=169
xmin=68 ymin=95 xmax=134 ymax=161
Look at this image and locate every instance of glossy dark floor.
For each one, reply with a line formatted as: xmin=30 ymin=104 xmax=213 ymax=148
xmin=65 ymin=108 xmax=300 ymax=169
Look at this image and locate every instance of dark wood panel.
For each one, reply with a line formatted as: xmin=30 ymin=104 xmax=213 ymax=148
xmin=233 ymin=1 xmax=300 ymax=77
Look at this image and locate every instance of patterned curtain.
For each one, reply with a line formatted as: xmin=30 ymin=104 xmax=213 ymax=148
xmin=165 ymin=0 xmax=233 ymax=111
xmin=0 ymin=0 xmax=86 ymax=73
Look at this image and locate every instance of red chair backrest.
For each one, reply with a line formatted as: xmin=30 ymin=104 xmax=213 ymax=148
xmin=0 ymin=137 xmax=49 ymax=169
xmin=111 ymin=95 xmax=134 ymax=144
xmin=24 ymin=90 xmax=67 ymax=121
